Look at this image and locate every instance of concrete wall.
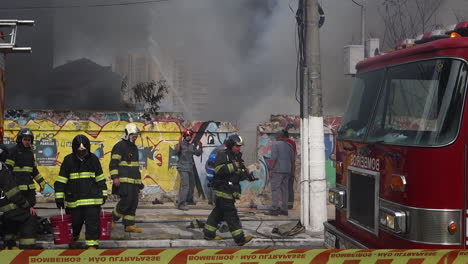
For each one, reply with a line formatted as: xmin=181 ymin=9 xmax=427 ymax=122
xmin=3 ymin=110 xmax=237 ymax=202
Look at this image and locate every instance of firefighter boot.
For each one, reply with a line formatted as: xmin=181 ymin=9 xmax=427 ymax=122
xmin=237 ymin=235 xmax=253 ymax=246
xmin=68 ymin=241 xmax=78 ymax=249
xmin=125 ymin=225 xmax=142 ymax=233
xmin=204 ymin=235 xmax=222 ymax=241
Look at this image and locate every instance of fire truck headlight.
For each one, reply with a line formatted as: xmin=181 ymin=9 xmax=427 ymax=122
xmin=328 ymin=187 xmax=346 ymax=209
xmin=379 ymin=207 xmax=406 ymax=233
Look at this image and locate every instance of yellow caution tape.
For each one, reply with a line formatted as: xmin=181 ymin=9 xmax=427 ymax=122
xmin=1 ymin=249 xmax=467 ymax=264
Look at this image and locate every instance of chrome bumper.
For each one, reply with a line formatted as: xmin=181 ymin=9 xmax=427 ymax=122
xmin=323 ymin=221 xmax=368 ymax=249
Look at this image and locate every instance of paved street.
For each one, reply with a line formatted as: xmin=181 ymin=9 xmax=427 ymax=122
xmin=34 ymin=201 xmax=332 ymax=249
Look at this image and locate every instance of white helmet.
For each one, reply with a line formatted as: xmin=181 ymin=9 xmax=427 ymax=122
xmin=124 ymin=123 xmax=140 ymax=140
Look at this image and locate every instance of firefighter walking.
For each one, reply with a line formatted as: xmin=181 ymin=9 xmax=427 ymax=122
xmin=203 ymin=134 xmax=255 ymax=246
xmin=5 ymin=128 xmax=45 ymax=208
xmin=54 ymin=135 xmax=108 ymax=249
xmin=110 ymin=123 xmax=143 ymax=233
xmin=0 ymin=144 xmax=38 ymax=249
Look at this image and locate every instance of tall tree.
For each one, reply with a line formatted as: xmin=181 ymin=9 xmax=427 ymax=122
xmin=131 ymin=80 xmax=169 ymax=114
xmin=379 ymin=0 xmax=444 ymax=49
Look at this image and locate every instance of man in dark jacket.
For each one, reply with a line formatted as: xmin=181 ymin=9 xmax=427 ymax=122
xmin=110 ymin=123 xmax=143 ymax=233
xmin=203 ymin=134 xmax=255 ymax=246
xmin=6 ymin=128 xmax=45 ymax=208
xmin=0 ymin=143 xmax=38 ymax=249
xmin=174 ymin=128 xmax=202 ymax=210
xmin=54 ymin=135 xmax=107 ymax=249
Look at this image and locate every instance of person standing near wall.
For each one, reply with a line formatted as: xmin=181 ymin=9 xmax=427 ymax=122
xmin=54 ymin=135 xmax=107 ymax=249
xmin=282 ymin=129 xmax=297 ymax=209
xmin=205 ymin=140 xmax=227 ymax=205
xmin=110 ymin=123 xmax=143 ymax=233
xmin=6 ymin=128 xmax=45 ymax=212
xmin=174 ymin=128 xmax=202 ymax=210
xmin=265 ymin=130 xmax=295 ymax=216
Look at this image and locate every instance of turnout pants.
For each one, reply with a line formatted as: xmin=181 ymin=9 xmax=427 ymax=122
xmin=71 ymin=205 xmax=101 ymax=248
xmin=203 ymin=196 xmax=246 ymax=244
xmin=271 ymin=172 xmax=290 ymax=211
xmin=177 ymin=170 xmax=195 ymax=205
xmin=3 ymin=208 xmax=37 ymax=249
xmin=113 ymin=183 xmax=139 ymax=226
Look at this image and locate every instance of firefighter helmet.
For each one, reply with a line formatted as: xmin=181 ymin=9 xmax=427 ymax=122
xmin=16 ymin=128 xmax=34 ymax=143
xmin=72 ymin=134 xmax=90 ymax=159
xmin=124 ymin=123 xmax=140 ymax=140
xmin=182 ymin=128 xmax=194 ymax=138
xmin=225 ymin=134 xmax=243 ymax=149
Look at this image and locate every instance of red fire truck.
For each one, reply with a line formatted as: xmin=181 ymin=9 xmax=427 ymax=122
xmin=325 ymin=21 xmax=468 ymax=248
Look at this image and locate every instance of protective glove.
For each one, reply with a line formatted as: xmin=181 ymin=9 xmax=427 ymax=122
xmin=55 ymin=198 xmax=64 ymax=209
xmin=138 ymin=183 xmax=144 ymax=190
xmin=102 ymin=196 xmax=107 ymax=205
xmin=247 ymin=172 xmax=258 ymax=182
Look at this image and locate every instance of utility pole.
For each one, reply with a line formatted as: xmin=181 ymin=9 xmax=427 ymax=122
xmin=361 ymin=0 xmax=366 ymax=45
xmin=301 ymin=0 xmax=327 ymax=233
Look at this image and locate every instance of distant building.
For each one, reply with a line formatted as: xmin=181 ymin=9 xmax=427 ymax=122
xmin=113 ymin=54 xmax=173 ymax=111
xmin=45 ymin=58 xmax=124 ymax=110
xmin=171 ymin=58 xmax=209 ymax=119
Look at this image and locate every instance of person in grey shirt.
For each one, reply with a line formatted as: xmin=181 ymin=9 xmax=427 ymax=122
xmin=265 ymin=130 xmax=295 ymax=216
xmin=174 ymin=129 xmax=202 ymax=210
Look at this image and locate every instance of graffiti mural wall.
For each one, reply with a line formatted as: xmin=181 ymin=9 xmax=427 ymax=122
xmin=3 ymin=110 xmax=237 ymax=202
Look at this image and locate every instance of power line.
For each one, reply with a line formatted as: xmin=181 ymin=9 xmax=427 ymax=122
xmin=352 ymin=0 xmax=363 ymax=7
xmin=0 ymin=0 xmax=169 ymax=11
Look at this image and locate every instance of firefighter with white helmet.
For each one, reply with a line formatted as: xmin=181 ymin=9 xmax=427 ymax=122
xmin=109 ymin=123 xmax=143 ymax=233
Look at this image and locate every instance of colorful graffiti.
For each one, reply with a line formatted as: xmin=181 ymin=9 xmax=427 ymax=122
xmin=3 ymin=111 xmax=238 ymax=201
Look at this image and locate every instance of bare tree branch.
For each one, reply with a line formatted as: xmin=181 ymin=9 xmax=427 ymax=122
xmin=378 ymin=0 xmax=444 ymax=50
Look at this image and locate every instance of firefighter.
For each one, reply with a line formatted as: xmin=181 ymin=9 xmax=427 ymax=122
xmin=54 ymin=135 xmax=107 ymax=249
xmin=0 ymin=143 xmax=38 ymax=249
xmin=5 ymin=128 xmax=45 ymax=208
xmin=110 ymin=123 xmax=143 ymax=233
xmin=174 ymin=128 xmax=202 ymax=210
xmin=203 ymin=134 xmax=255 ymax=246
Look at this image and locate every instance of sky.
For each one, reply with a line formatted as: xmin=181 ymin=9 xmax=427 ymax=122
xmin=1 ymin=0 xmax=467 ymax=161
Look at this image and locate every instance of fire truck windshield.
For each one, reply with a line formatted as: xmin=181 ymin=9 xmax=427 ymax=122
xmin=338 ymin=59 xmax=468 ymax=147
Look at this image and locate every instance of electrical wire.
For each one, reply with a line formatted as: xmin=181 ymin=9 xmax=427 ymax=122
xmin=352 ymin=0 xmax=363 ymax=7
xmin=0 ymin=0 xmax=169 ymax=10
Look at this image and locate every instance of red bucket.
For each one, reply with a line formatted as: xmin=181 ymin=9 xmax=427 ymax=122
xmin=100 ymin=211 xmax=113 ymax=240
xmin=49 ymin=213 xmax=73 ymax=244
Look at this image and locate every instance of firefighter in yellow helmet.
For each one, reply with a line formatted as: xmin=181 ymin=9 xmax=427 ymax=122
xmin=110 ymin=123 xmax=143 ymax=233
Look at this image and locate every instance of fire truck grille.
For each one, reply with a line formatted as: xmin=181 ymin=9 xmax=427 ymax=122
xmin=348 ymin=170 xmax=377 ymax=233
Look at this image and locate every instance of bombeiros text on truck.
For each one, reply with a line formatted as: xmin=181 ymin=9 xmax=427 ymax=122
xmin=325 ymin=21 xmax=468 ymax=249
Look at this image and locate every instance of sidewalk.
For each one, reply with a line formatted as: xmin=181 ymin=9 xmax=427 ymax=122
xmin=34 ymin=202 xmax=329 ymax=249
